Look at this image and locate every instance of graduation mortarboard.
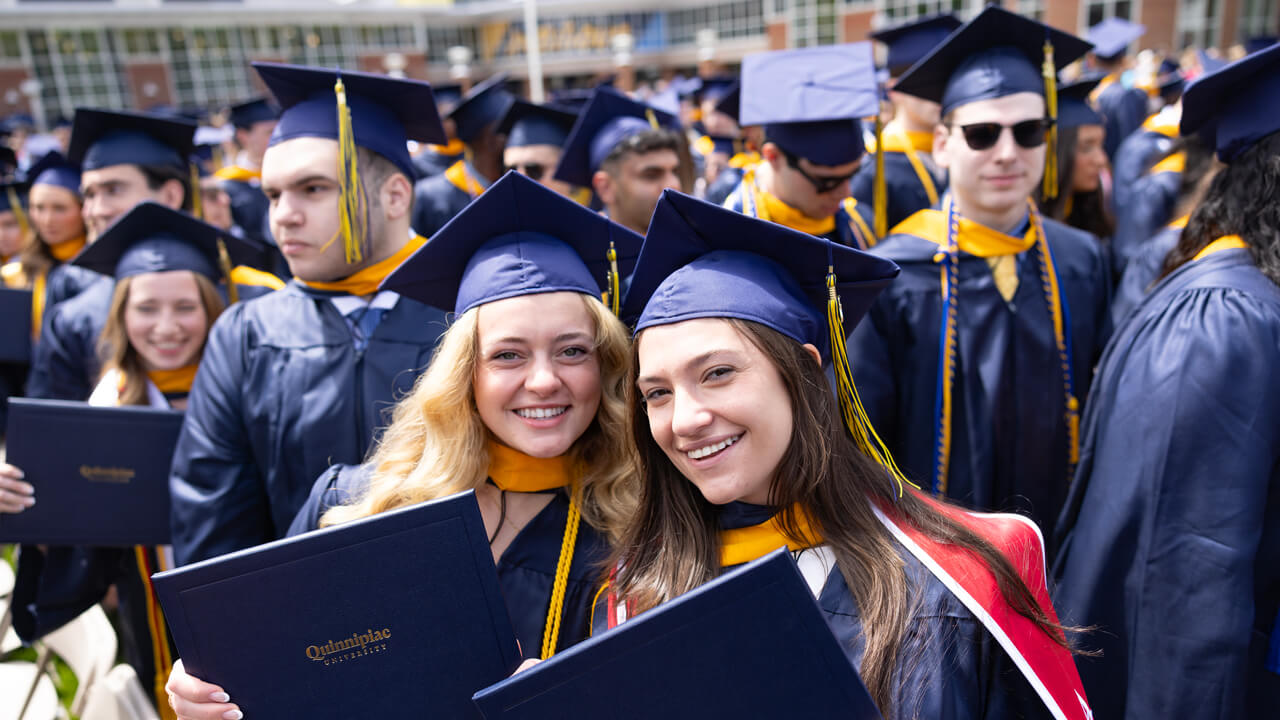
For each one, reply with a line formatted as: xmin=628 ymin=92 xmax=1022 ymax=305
xmin=1180 ymin=42 xmax=1280 ymax=163
xmin=1157 ymin=59 xmax=1185 ymax=96
xmin=71 ymin=201 xmax=262 ymax=282
xmin=431 ymin=83 xmax=465 ymax=110
xmin=253 ymin=62 xmax=446 ymax=182
xmin=697 ymin=76 xmax=737 ymax=105
xmin=870 ymin=13 xmax=963 ymax=78
xmin=1087 ymin=17 xmax=1145 ymax=61
xmin=624 ymin=189 xmax=898 ymax=360
xmin=68 ymin=108 xmax=196 ymax=172
xmin=548 ymin=88 xmax=594 ymax=112
xmin=553 ymin=87 xmax=678 ymax=188
xmin=740 ymin=43 xmax=880 ymax=167
xmin=1244 ymin=36 xmax=1277 ymax=55
xmin=228 ymin=97 xmax=280 ymax=129
xmin=381 ymin=170 xmax=642 ymax=316
xmin=25 ymin=151 xmax=80 ymax=196
xmin=0 ymin=146 xmax=15 ymax=177
xmin=894 ymin=6 xmax=1093 ymax=115
xmin=498 ymin=100 xmax=578 ymax=149
xmin=0 ymin=180 xmax=28 ymax=215
xmin=449 ymin=74 xmax=515 ymax=144
xmin=1057 ymin=75 xmax=1105 ymax=129
xmin=714 ymin=81 xmax=741 ymax=124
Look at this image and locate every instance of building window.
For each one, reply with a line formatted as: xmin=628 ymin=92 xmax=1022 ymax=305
xmin=670 ymin=1 xmax=766 ymax=45
xmin=1085 ymin=0 xmax=1137 ymax=29
xmin=1016 ymin=0 xmax=1045 ymax=23
xmin=47 ymin=29 xmax=125 ymax=114
xmin=875 ymin=0 xmax=968 ymax=23
xmin=1177 ymin=0 xmax=1221 ymax=49
xmin=1239 ymin=0 xmax=1278 ymax=43
xmin=790 ymin=0 xmax=839 ymax=47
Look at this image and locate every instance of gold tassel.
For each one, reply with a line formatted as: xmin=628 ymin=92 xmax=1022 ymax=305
xmin=5 ymin=186 xmax=29 ymax=238
xmin=216 ymin=239 xmax=238 ymax=305
xmin=644 ymin=108 xmax=660 ymax=130
xmin=188 ymin=163 xmax=203 ymax=222
xmin=1042 ymin=40 xmax=1059 ymax=201
xmin=335 ymin=77 xmax=368 ymax=265
xmin=826 ymin=268 xmax=918 ymax=497
xmin=873 ymin=113 xmax=887 ymax=240
xmin=605 ymin=241 xmax=621 ymax=316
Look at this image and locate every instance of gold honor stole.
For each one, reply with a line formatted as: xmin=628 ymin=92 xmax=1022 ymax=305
xmin=145 ymin=364 xmax=199 ymax=395
xmin=485 ymin=440 xmax=582 ymax=659
xmin=444 ymin=160 xmax=485 ymax=198
xmin=213 ymin=165 xmax=261 ymax=184
xmin=296 ymin=235 xmax=427 ymax=297
xmin=719 ymin=507 xmax=823 ymax=568
xmin=869 ymin=123 xmax=940 ymax=207
xmin=1192 ymin=235 xmax=1248 ymax=262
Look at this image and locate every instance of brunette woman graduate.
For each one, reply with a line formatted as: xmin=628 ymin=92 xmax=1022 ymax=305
xmin=601 ymin=190 xmax=1092 ymax=720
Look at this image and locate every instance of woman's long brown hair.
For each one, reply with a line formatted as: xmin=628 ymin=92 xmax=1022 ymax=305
xmin=612 ymin=319 xmax=1072 ymax=716
xmin=97 ymin=273 xmax=224 ymax=406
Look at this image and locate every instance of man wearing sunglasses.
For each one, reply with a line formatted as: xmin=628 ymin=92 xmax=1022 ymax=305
xmin=846 ymin=6 xmax=1111 ymax=537
xmin=553 ymin=87 xmax=683 ymax=237
xmin=723 ymin=44 xmax=878 ymax=250
xmin=497 ymin=99 xmax=583 ymax=202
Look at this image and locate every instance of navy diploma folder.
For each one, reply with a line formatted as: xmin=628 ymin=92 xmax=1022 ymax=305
xmin=1 ymin=398 xmax=182 ymax=545
xmin=0 ymin=288 xmax=33 ymax=364
xmin=472 ymin=549 xmax=882 ymax=719
xmin=152 ymin=491 xmax=522 ymax=719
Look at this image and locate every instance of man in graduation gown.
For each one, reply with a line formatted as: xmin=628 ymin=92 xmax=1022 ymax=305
xmin=214 ymin=98 xmax=277 ymax=252
xmin=851 ymin=14 xmax=958 ymax=233
xmin=846 ymin=7 xmax=1111 ymax=533
xmin=723 ymin=43 xmax=879 ymax=250
xmin=410 ymin=83 xmax=464 ymax=179
xmin=497 ymin=99 xmax=586 ymax=202
xmin=169 ymin=63 xmax=451 ymax=566
xmin=1109 ymin=99 xmax=1180 ymax=212
xmin=1111 ymin=139 xmax=1185 ymax=279
xmin=552 ymin=87 xmax=683 ymax=237
xmin=1053 ymin=45 xmax=1280 ymax=720
xmin=1085 ymin=18 xmax=1150 ymax=162
xmin=411 ymin=75 xmax=511 ymax=238
xmin=699 ymin=83 xmax=762 ymax=207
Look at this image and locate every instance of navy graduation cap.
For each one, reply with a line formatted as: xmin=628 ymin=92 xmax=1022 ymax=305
xmin=739 ymin=43 xmax=880 ymax=167
xmin=714 ymin=82 xmax=740 ymax=124
xmin=624 ymin=189 xmax=899 ymax=359
xmin=1057 ymin=75 xmax=1105 ymax=129
xmin=1087 ymin=17 xmax=1145 ymax=61
xmin=68 ymin=108 xmax=196 ymax=172
xmin=498 ymin=100 xmax=578 ymax=149
xmin=449 ymin=74 xmax=515 ymax=143
xmin=0 ymin=180 xmax=28 ymax=215
xmin=870 ymin=13 xmax=962 ymax=78
xmin=26 ymin=151 xmax=80 ymax=196
xmin=553 ymin=87 xmax=678 ymax=188
xmin=0 ymin=146 xmax=15 ymax=177
xmin=1180 ymin=41 xmax=1280 ymax=163
xmin=253 ymin=61 xmax=446 ymax=182
xmin=71 ymin=201 xmax=262 ymax=282
xmin=697 ymin=76 xmax=737 ymax=105
xmin=381 ymin=170 xmax=642 ymax=316
xmin=431 ymin=83 xmax=465 ymax=110
xmin=228 ymin=98 xmax=279 ymax=129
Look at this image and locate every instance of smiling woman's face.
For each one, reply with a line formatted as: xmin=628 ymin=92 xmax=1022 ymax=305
xmin=635 ymin=318 xmax=794 ymax=506
xmin=472 ymin=291 xmax=602 ymax=458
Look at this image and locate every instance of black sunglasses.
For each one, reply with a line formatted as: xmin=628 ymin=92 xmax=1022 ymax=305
xmin=505 ymin=163 xmax=547 ymax=182
xmin=952 ymin=118 xmax=1054 ymax=151
xmin=781 ymin=150 xmax=857 ymax=194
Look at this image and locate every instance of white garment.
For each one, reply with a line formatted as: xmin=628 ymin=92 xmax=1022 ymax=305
xmin=87 ymin=368 xmax=169 ymax=409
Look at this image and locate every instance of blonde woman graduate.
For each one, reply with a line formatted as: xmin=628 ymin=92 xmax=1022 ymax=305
xmin=598 ymin=189 xmax=1093 ymax=720
xmin=164 ymin=171 xmax=642 ymax=720
xmin=5 ymin=202 xmax=264 ymax=718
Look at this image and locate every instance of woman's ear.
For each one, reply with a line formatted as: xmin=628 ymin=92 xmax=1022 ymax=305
xmin=801 ymin=343 xmax=822 ymax=367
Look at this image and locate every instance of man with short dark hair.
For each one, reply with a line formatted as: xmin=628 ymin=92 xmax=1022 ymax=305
xmin=214 ymin=98 xmax=279 ymax=253
xmin=1087 ymin=17 xmax=1150 ymax=161
xmin=553 ymin=87 xmax=683 ymax=236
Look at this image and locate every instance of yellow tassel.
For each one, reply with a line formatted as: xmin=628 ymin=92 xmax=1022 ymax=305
xmin=541 ymin=482 xmax=581 ymax=659
xmin=644 ymin=108 xmax=660 ymax=130
xmin=6 ymin=186 xmax=30 ymax=239
xmin=826 ymin=269 xmax=918 ymax=497
xmin=605 ymin=241 xmax=621 ymax=317
xmin=335 ymin=77 xmax=368 ymax=265
xmin=188 ymin=164 xmax=203 ymax=222
xmin=1042 ymin=40 xmax=1059 ymax=201
xmin=873 ymin=114 xmax=887 ymax=240
xmin=216 ymin=239 xmax=238 ymax=305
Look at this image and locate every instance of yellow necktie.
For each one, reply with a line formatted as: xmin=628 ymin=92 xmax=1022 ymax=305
xmin=985 ymin=255 xmax=1019 ymax=302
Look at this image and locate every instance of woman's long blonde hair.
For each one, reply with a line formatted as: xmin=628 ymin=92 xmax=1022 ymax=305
xmin=322 ymin=292 xmax=638 ymax=542
xmin=97 ymin=272 xmax=225 ymax=406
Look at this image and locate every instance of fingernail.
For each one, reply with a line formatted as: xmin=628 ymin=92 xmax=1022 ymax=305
xmin=24 ymin=497 xmax=34 ymax=506
xmin=20 ymin=482 xmax=33 ymax=493
xmin=210 ymin=692 xmax=230 ymax=703
xmin=223 ymin=710 xmax=242 ymax=720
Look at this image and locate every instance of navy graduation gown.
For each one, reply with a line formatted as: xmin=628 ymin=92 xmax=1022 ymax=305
xmin=703 ymin=165 xmax=744 ymax=206
xmin=290 ymin=464 xmax=609 ymax=660
xmin=849 ymin=151 xmax=947 ymax=232
xmin=1110 ymin=222 xmax=1181 ymax=326
xmin=1111 ymin=127 xmax=1176 ymax=210
xmin=846 ymin=216 xmax=1110 ymax=530
xmin=1052 ymin=247 xmax=1280 ymax=720
xmin=1111 ymin=167 xmax=1179 ymax=280
xmin=1096 ymin=82 xmax=1149 ymax=161
xmin=411 ymin=169 xmax=477 ymax=239
xmin=221 ymin=178 xmax=270 ymax=245
xmin=168 ymin=282 xmax=448 ymax=566
xmin=723 ymin=180 xmax=877 ymax=250
xmin=412 ymin=147 xmax=463 ymax=179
